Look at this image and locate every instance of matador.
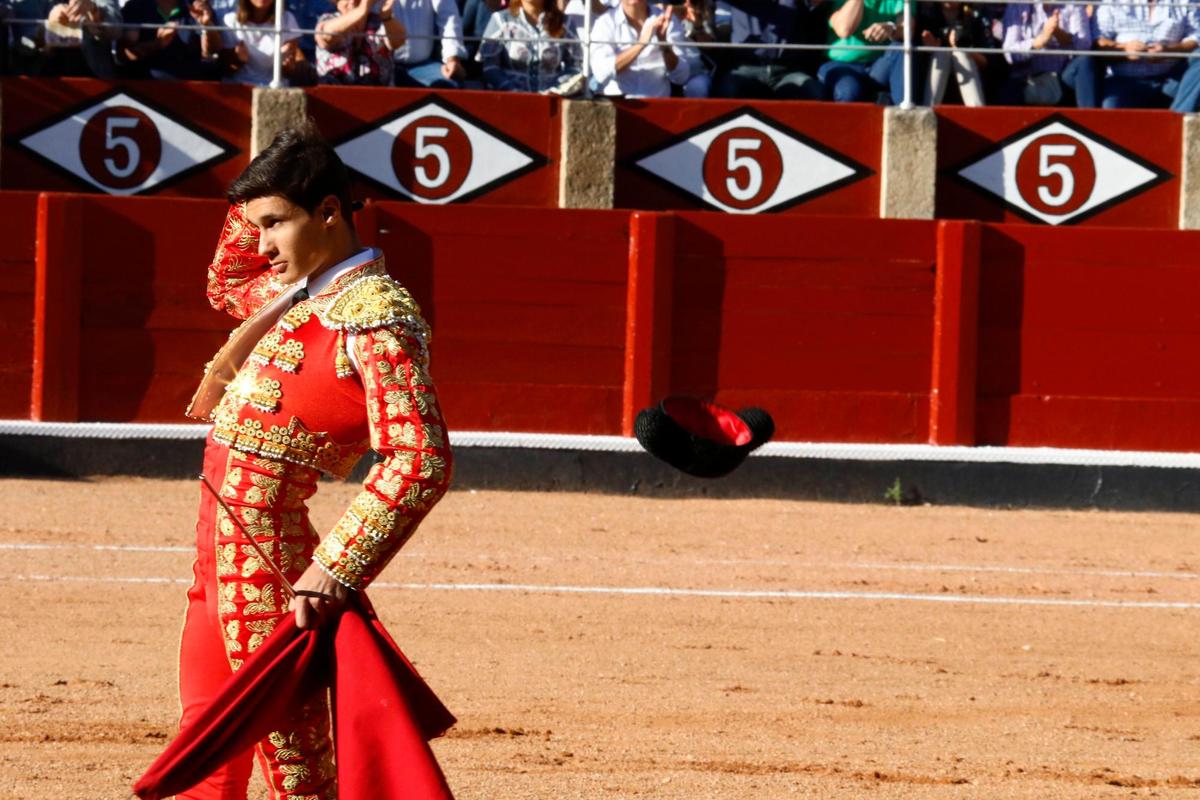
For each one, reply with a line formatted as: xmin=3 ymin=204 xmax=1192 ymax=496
xmin=178 ymin=125 xmax=452 ymax=799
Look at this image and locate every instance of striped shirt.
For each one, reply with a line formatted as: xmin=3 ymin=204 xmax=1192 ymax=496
xmin=1095 ymin=0 xmax=1200 ymax=77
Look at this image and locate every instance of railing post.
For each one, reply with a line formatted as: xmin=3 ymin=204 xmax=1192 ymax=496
xmin=270 ymin=0 xmax=285 ymax=88
xmin=622 ymin=211 xmax=675 ymax=436
xmin=929 ymin=219 xmax=981 ymax=446
xmin=901 ymin=0 xmax=914 ymax=108
xmin=31 ymin=193 xmax=82 ymax=422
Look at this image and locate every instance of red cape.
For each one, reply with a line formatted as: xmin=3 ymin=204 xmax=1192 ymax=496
xmin=134 ymin=596 xmax=455 ymax=800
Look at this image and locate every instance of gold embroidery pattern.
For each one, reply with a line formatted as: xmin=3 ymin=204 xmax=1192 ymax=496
xmin=212 ymin=415 xmax=366 ymax=480
xmin=313 ymin=325 xmax=452 ymax=590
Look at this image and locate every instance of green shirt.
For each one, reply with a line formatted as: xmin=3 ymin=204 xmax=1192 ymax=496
xmin=827 ymin=0 xmax=905 ymax=63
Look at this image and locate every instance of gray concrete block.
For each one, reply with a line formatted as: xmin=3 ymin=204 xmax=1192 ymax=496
xmin=880 ymin=106 xmax=937 ymax=220
xmin=1180 ymin=114 xmax=1200 ymax=229
xmin=250 ymin=87 xmax=308 ymax=158
xmin=558 ymin=99 xmax=616 ymax=209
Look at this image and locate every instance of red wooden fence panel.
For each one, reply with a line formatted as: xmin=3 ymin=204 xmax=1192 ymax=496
xmin=371 ymin=203 xmax=631 ymax=434
xmin=666 ymin=212 xmax=937 ymax=443
xmin=308 ymin=88 xmax=561 ymax=208
xmin=937 ymin=108 xmax=1179 ymax=228
xmin=3 ymin=78 xmax=249 ymax=198
xmin=0 ymin=192 xmax=39 ymax=418
xmin=976 ymin=223 xmax=1200 ymax=450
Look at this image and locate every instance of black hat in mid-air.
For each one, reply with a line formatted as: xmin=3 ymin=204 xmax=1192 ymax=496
xmin=634 ymin=396 xmax=775 ymax=478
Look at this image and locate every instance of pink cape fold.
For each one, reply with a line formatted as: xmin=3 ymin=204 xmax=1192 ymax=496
xmin=134 ymin=596 xmax=455 ymax=800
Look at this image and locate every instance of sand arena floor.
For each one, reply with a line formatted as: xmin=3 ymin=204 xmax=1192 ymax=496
xmin=1 ymin=477 xmax=1200 ymax=799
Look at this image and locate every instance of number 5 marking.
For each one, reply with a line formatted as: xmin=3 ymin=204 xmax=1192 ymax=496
xmin=1037 ymin=142 xmax=1076 ymax=208
xmin=726 ymin=138 xmax=763 ymax=203
xmin=414 ymin=126 xmax=451 ymax=190
xmin=104 ymin=117 xmax=141 ymax=179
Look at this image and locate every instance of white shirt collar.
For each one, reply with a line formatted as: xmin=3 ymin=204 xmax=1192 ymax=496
xmin=302 ymin=246 xmax=380 ymax=297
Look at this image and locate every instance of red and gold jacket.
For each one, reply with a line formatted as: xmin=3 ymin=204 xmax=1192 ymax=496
xmin=190 ymin=203 xmax=452 ymax=591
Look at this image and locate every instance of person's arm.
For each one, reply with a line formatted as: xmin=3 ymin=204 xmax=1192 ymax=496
xmin=663 ymin=12 xmax=690 ymax=84
xmin=315 ymin=1 xmax=367 ymax=50
xmin=433 ymin=0 xmax=467 ymax=78
xmin=205 ymin=203 xmax=284 ymax=320
xmin=189 ymin=0 xmax=219 ymax=58
xmin=613 ymin=13 xmax=659 ymax=72
xmin=828 ymin=0 xmax=862 ymax=40
xmin=309 ymin=323 xmax=453 ymax=596
xmin=378 ymin=0 xmax=405 ymax=50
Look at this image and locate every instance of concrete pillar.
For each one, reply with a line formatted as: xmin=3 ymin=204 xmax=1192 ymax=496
xmin=880 ymin=107 xmax=937 ymax=220
xmin=1179 ymin=114 xmax=1200 ymax=229
xmin=250 ymin=87 xmax=308 ymax=158
xmin=558 ymin=99 xmax=616 ymax=209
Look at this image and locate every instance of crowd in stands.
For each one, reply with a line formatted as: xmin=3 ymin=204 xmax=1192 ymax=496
xmin=6 ymin=0 xmax=1200 ymax=109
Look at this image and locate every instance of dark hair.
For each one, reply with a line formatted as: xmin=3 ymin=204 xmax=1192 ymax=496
xmin=227 ymin=120 xmax=355 ymax=224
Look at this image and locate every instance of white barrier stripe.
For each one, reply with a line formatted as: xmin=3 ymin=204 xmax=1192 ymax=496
xmin=4 ymin=420 xmax=1200 ymax=468
xmin=7 ymin=573 xmax=1200 ymax=609
xmin=2 ymin=542 xmax=1198 ymax=581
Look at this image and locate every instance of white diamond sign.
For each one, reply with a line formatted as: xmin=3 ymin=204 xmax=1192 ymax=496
xmin=954 ymin=115 xmax=1171 ymax=225
xmin=628 ymin=109 xmax=870 ymax=214
xmin=17 ymin=90 xmax=233 ymax=196
xmin=335 ymin=97 xmax=545 ymax=204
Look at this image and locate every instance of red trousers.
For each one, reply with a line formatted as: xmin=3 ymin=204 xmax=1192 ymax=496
xmin=178 ymin=437 xmax=336 ymax=799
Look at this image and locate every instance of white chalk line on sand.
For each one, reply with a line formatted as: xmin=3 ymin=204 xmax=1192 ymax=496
xmin=2 ymin=541 xmax=1198 ymax=582
xmin=5 ymin=573 xmax=1200 ymax=610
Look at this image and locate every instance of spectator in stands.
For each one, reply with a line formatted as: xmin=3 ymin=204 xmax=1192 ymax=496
xmin=1093 ymin=0 xmax=1200 ymax=111
xmin=219 ymin=0 xmax=314 ymax=83
xmin=999 ymin=2 xmax=1098 ymax=106
xmin=564 ymin=0 xmax=613 ymax=34
xmin=13 ymin=0 xmax=119 ymax=76
xmin=119 ymin=0 xmax=221 ymax=79
xmin=314 ymin=0 xmax=405 ymax=84
xmin=293 ymin=0 xmax=336 ymax=59
xmin=475 ymin=0 xmax=584 ymax=93
xmin=391 ymin=0 xmax=467 ymax=87
xmin=590 ymin=0 xmax=691 ymax=97
xmin=460 ymin=0 xmax=499 ymax=58
xmin=819 ymin=0 xmax=924 ymax=103
xmin=668 ymin=0 xmax=714 ymax=97
xmin=922 ymin=2 xmax=987 ymax=105
xmin=1099 ymin=0 xmax=1200 ymax=110
xmin=712 ymin=0 xmax=825 ymax=100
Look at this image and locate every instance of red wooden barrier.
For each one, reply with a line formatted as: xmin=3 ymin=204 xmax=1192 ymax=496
xmin=929 ymin=220 xmax=981 ymax=446
xmin=663 ymin=212 xmax=936 ymax=443
xmin=308 ymin=88 xmax=559 ymax=208
xmin=32 ymin=194 xmax=232 ymax=421
xmin=2 ymin=78 xmax=249 ymax=198
xmin=0 ymin=192 xmax=39 ymax=418
xmin=975 ymin=223 xmax=1200 ymax=451
xmin=937 ymin=108 xmax=1179 ymax=228
xmin=18 ymin=191 xmax=1200 ymax=457
xmin=615 ymin=99 xmax=881 ymax=217
xmin=370 ymin=202 xmax=632 ymax=434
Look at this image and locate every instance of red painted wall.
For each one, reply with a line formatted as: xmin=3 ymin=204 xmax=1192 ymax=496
xmin=16 ymin=190 xmax=1200 ymax=456
xmin=937 ymin=108 xmax=1180 ymax=228
xmin=70 ymin=197 xmax=233 ymax=420
xmin=2 ymin=78 xmax=250 ymax=197
xmin=975 ymin=223 xmax=1200 ymax=450
xmin=0 ymin=192 xmax=39 ymax=417
xmin=370 ymin=203 xmax=631 ymax=434
xmin=308 ymin=88 xmax=562 ymax=208
xmin=666 ymin=213 xmax=935 ymax=442
xmin=615 ymin=100 xmax=882 ymax=217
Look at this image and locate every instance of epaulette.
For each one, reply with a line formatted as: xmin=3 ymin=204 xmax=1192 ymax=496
xmin=320 ymin=273 xmax=431 ymax=342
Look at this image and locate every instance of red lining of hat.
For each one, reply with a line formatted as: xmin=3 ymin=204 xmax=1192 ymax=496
xmin=662 ymin=397 xmax=752 ymax=447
